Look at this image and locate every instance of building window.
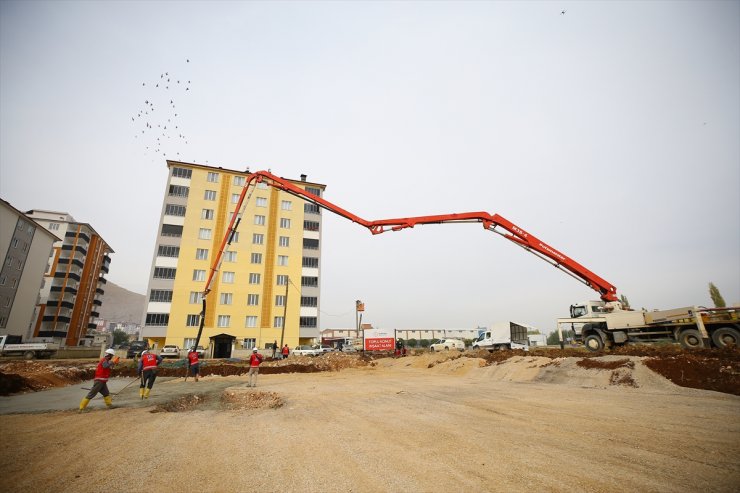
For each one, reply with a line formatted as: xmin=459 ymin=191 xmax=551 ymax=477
xmin=149 ymin=290 xmax=173 ymax=302
xmin=201 ymin=209 xmax=214 ymax=220
xmin=231 ymin=231 xmax=239 ymax=243
xmin=276 ymin=275 xmax=288 ymax=286
xmin=303 ymin=238 xmax=319 ymax=250
xmin=165 ymin=204 xmax=186 ymax=216
xmin=281 ymin=200 xmax=292 ymax=211
xmin=247 ymin=294 xmax=259 ymax=306
xmin=207 ymin=172 xmax=219 ymax=183
xmin=304 ymin=220 xmax=320 ymax=231
xmin=242 ymin=337 xmax=256 ymax=348
xmin=195 ymin=248 xmax=209 ymax=260
xmin=217 ymin=315 xmax=230 ymax=327
xmin=249 ymin=273 xmax=261 ymax=284
xmin=222 ymin=271 xmax=235 ymax=283
xmin=0 ymin=276 xmax=5 ymax=286
xmin=305 ymin=186 xmax=321 ymax=197
xmin=172 ymin=167 xmax=192 ymax=178
xmin=231 ymin=193 xmax=240 ymax=204
xmin=280 ymin=218 xmax=291 ymax=229
xmin=254 ymin=215 xmax=266 ymax=226
xmin=145 ymin=313 xmax=170 ymax=326
xmin=220 ymin=293 xmax=233 ymax=305
xmin=186 ymin=314 xmax=199 ymax=326
xmin=302 ymin=257 xmax=319 ymax=268
xmin=199 ymin=228 xmax=212 ymax=240
xmin=278 ymin=236 xmax=289 ymax=247
xmin=193 ymin=270 xmax=206 ymax=281
xmin=256 ymin=197 xmax=267 ymax=207
xmin=277 ymin=255 xmax=288 ymax=266
xmin=189 ymin=292 xmax=203 ymax=304
xmin=158 ymin=245 xmax=180 ymax=257
xmin=223 ymin=251 xmax=237 ymax=262
xmin=250 ymin=253 xmax=262 ymax=264
xmin=301 ymin=296 xmax=318 ymax=307
xmin=154 ymin=267 xmax=176 ymax=279
xmin=233 ymin=176 xmax=245 ymax=186
xmin=301 ymin=276 xmax=318 ymax=287
xmin=274 ymin=316 xmax=284 ymax=328
xmin=245 ymin=316 xmax=257 ymax=328
xmin=275 ymin=295 xmax=285 ymax=307
xmin=252 ymin=233 xmax=264 ymax=245
xmin=161 ymin=224 xmax=183 ymax=237
xmin=168 ymin=185 xmax=189 ymax=197
xmin=204 ymin=190 xmax=217 ymax=201
xmin=300 ymin=316 xmax=317 ymax=328
xmin=304 ymin=203 xmax=320 ymax=215
xmin=49 ymin=222 xmax=61 ymax=230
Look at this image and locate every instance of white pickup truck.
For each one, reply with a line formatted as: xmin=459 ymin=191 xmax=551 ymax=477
xmin=0 ymin=335 xmax=59 ymax=359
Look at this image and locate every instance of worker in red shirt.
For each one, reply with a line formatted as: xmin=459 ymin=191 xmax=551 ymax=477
xmin=79 ymin=348 xmax=119 ymax=412
xmin=187 ymin=347 xmax=200 ymax=382
xmin=281 ymin=344 xmax=289 ymax=359
xmin=138 ymin=349 xmax=163 ymax=399
xmin=248 ymin=347 xmax=263 ymax=387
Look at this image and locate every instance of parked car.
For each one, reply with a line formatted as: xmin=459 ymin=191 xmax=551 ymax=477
xmin=315 ymin=344 xmax=334 ymax=353
xmin=193 ymin=346 xmax=206 ymax=358
xmin=293 ymin=345 xmax=323 ymax=357
xmin=126 ymin=341 xmax=149 ymax=358
xmin=429 ymin=339 xmax=466 ymax=352
xmin=160 ymin=345 xmax=181 ymax=358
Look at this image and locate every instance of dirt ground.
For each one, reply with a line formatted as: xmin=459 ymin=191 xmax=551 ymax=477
xmin=0 ymin=347 xmax=739 ymax=492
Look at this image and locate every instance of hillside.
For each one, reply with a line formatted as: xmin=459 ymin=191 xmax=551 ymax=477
xmin=98 ymin=281 xmax=146 ymax=324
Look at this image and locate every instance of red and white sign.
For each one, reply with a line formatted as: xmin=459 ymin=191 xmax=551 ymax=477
xmin=363 ymin=329 xmax=394 ymax=351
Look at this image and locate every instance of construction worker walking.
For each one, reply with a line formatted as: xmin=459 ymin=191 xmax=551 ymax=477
xmin=138 ymin=349 xmax=163 ymax=399
xmin=187 ymin=347 xmax=200 ymax=382
xmin=247 ymin=347 xmax=263 ymax=387
xmin=79 ymin=348 xmax=119 ymax=412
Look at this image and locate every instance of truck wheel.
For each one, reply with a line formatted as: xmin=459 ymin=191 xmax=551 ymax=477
xmin=430 ymin=347 xmax=435 ymax=352
xmin=678 ymin=329 xmax=705 ymax=349
xmin=444 ymin=346 xmax=449 ymax=351
xmin=711 ymin=327 xmax=740 ymax=348
xmin=584 ymin=334 xmax=604 ymax=352
xmin=23 ymin=351 xmax=35 ymax=360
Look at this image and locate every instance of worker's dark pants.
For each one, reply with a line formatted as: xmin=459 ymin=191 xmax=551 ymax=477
xmin=86 ymin=380 xmax=110 ymax=399
xmin=140 ymin=370 xmax=157 ymax=389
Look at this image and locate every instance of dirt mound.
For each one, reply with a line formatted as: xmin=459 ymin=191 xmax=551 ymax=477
xmin=643 ymin=347 xmax=740 ymax=395
xmin=0 ymin=361 xmax=92 ymax=394
xmin=150 ymin=390 xmax=284 ymax=413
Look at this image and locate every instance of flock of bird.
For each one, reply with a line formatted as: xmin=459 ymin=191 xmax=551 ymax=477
xmin=132 ymin=58 xmax=193 ymax=160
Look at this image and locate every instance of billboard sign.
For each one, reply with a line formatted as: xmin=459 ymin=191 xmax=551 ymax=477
xmin=363 ymin=328 xmax=394 ymax=351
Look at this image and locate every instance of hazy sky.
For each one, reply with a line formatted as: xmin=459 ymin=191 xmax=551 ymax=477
xmin=1 ymin=1 xmax=738 ymax=333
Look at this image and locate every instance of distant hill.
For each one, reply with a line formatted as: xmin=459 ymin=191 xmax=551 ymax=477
xmin=98 ymin=281 xmax=146 ymax=324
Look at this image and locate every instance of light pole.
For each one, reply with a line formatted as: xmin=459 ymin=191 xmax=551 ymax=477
xmin=355 ymin=300 xmax=364 ymax=349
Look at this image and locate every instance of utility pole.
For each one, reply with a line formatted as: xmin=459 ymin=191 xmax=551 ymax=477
xmin=280 ymin=277 xmax=289 ymax=348
xmin=356 ymin=300 xmax=364 ymax=350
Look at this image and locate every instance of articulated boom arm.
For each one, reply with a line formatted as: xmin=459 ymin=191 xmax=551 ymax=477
xmin=204 ymin=170 xmax=618 ymax=303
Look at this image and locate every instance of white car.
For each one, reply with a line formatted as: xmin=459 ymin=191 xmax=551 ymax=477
xmin=160 ymin=345 xmax=181 ymax=358
xmin=429 ymin=339 xmax=465 ymax=352
xmin=293 ymin=345 xmax=323 ymax=357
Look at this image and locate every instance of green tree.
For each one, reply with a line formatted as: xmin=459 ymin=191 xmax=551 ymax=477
xmin=708 ymin=282 xmax=726 ymax=308
xmin=619 ymin=294 xmax=630 ymax=309
xmin=546 ymin=331 xmax=561 ymax=345
xmin=407 ymin=338 xmax=418 ymax=348
xmin=112 ymin=329 xmax=129 ymax=347
xmin=527 ymin=329 xmax=541 ymax=335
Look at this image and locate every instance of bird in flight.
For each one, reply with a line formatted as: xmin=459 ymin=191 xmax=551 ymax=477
xmin=561 ymin=10 xmax=566 ymax=15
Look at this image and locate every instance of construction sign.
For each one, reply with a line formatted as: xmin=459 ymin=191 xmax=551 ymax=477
xmin=363 ymin=328 xmax=394 ymax=351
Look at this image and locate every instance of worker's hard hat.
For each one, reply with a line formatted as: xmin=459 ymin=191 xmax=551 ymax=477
xmin=105 ymin=348 xmax=115 ymax=356
xmin=252 ymin=348 xmax=258 ymax=352
xmin=141 ymin=349 xmax=148 ymax=355
xmin=190 ymin=346 xmax=196 ymax=351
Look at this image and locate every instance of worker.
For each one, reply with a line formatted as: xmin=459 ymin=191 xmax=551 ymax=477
xmin=138 ymin=349 xmax=163 ymax=399
xmin=281 ymin=344 xmax=289 ymax=359
xmin=272 ymin=340 xmax=278 ymax=359
xmin=79 ymin=348 xmax=119 ymax=412
xmin=247 ymin=347 xmax=264 ymax=387
xmin=187 ymin=347 xmax=200 ymax=382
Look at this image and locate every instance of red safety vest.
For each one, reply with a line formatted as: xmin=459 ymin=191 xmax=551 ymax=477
xmin=141 ymin=353 xmax=159 ymax=371
xmin=250 ymin=353 xmax=263 ymax=367
xmin=94 ymin=357 xmax=112 ymax=382
xmin=188 ymin=351 xmax=199 ymax=366
xmin=281 ymin=346 xmax=289 ymax=356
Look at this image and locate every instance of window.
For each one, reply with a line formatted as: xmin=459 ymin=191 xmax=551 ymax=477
xmin=277 ymin=255 xmax=288 ymax=266
xmin=302 ymin=257 xmax=319 ymax=268
xmin=199 ymin=228 xmax=212 ymax=240
xmin=186 ymin=314 xmax=199 ymax=326
xmin=195 ymin=248 xmax=209 ymax=260
xmin=154 ymin=267 xmax=176 ymax=279
xmin=275 ymin=295 xmax=285 ymax=307
xmin=245 ymin=316 xmax=257 ymax=328
xmin=304 ymin=203 xmax=320 ymax=215
xmin=252 ymin=233 xmax=264 ymax=245
xmin=247 ymin=294 xmax=259 ymax=306
xmin=207 ymin=172 xmax=219 ymax=183
xmin=231 ymin=193 xmax=240 ymax=204
xmin=303 ymin=238 xmax=319 ymax=250
xmin=280 ymin=218 xmax=291 ymax=229
xmin=220 ymin=293 xmax=233 ymax=305
xmin=304 ymin=220 xmax=320 ymax=231
xmin=49 ymin=222 xmax=61 ymax=230
xmin=274 ymin=316 xmax=284 ymax=328
xmin=256 ymin=197 xmax=267 ymax=207
xmin=251 ymin=253 xmax=262 ymax=264
xmin=242 ymin=337 xmax=256 ymax=348
xmin=249 ymin=273 xmax=261 ymax=284
xmin=233 ymin=176 xmax=245 ymax=186
xmin=305 ymin=186 xmax=321 ymax=197
xmin=183 ymin=338 xmax=197 ymax=349
xmin=0 ymin=276 xmax=5 ymax=286
xmin=165 ymin=204 xmax=186 ymax=216
xmin=223 ymin=251 xmax=237 ymax=262
xmin=276 ymin=275 xmax=288 ymax=286
xmin=193 ymin=270 xmax=206 ymax=281
xmin=279 ymin=236 xmax=289 ymax=247
xmin=145 ymin=313 xmax=170 ymax=326
xmin=301 ymin=296 xmax=317 ymax=307
xmin=301 ymin=276 xmax=318 ymax=287
xmin=300 ymin=316 xmax=317 ymax=328
xmin=168 ymin=185 xmax=189 ymax=197
xmin=231 ymin=231 xmax=239 ymax=243
xmin=149 ymin=290 xmax=173 ymax=302
xmin=254 ymin=215 xmax=266 ymax=226
xmin=12 ymin=238 xmax=18 ymax=248
xmin=158 ymin=245 xmax=180 ymax=257
xmin=204 ymin=190 xmax=217 ymax=201
xmin=222 ymin=271 xmax=235 ymax=283
xmin=189 ymin=291 xmax=203 ymax=304
xmin=161 ymin=224 xmax=183 ymax=237
xmin=172 ymin=167 xmax=192 ymax=178
xmin=201 ymin=209 xmax=214 ymax=220
xmin=217 ymin=315 xmax=231 ymax=327
xmin=281 ymin=200 xmax=292 ymax=211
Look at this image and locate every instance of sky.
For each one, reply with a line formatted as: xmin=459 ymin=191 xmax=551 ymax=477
xmin=1 ymin=1 xmax=738 ymax=334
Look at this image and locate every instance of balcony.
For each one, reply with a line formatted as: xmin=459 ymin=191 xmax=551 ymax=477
xmin=46 ymin=300 xmax=75 ymax=310
xmin=66 ymin=231 xmax=90 ymax=243
xmin=55 ymin=271 xmax=81 ymax=282
xmin=101 ymin=264 xmax=109 ymax=274
xmin=96 ymin=288 xmax=105 ymax=295
xmin=87 ymin=323 xmax=97 ymax=330
xmin=58 ymin=257 xmax=85 ymax=269
xmin=98 ymin=277 xmax=107 ymax=284
xmin=93 ymin=299 xmax=102 ymax=306
xmin=91 ymin=311 xmax=100 ymax=318
xmin=51 ymin=286 xmax=78 ymax=295
xmin=61 ymin=244 xmax=87 ymax=255
xmin=43 ymin=315 xmax=71 ymax=323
